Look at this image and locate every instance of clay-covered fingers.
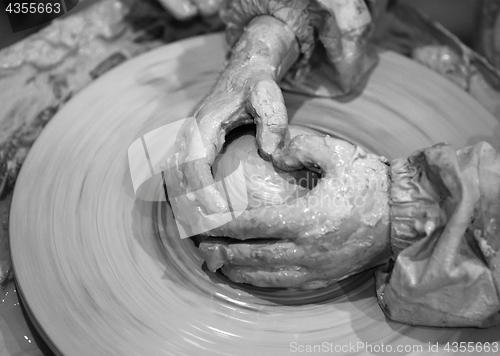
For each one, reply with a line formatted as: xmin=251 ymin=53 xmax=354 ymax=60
xmin=176 ymin=85 xmax=257 ymax=215
xmin=201 ymin=215 xmax=390 ymax=272
xmin=221 ymin=265 xmax=319 ymax=289
xmin=173 ymin=118 xmax=230 ymax=215
xmin=171 ymin=78 xmax=288 ymax=217
xmin=199 ymin=239 xmax=306 ymax=271
xmin=202 ymin=135 xmax=381 ymax=240
xmin=199 ymin=232 xmax=370 ymax=270
xmin=174 ymin=78 xmax=290 ymax=216
xmin=214 ymin=193 xmax=311 ymax=243
xmin=195 ymin=135 xmax=391 ymax=289
xmin=278 ymin=134 xmax=361 ymax=173
xmin=199 ymin=238 xmax=325 ymax=289
xmin=248 ymin=80 xmax=289 ymax=163
xmin=169 ymin=15 xmax=300 ymax=219
xmin=200 ymin=215 xmax=391 ymax=289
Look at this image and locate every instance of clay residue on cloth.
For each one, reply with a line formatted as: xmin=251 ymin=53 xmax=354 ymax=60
xmin=377 ymin=142 xmax=500 ymax=328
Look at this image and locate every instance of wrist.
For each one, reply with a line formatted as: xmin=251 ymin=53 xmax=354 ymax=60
xmin=227 ymin=15 xmax=299 ymax=81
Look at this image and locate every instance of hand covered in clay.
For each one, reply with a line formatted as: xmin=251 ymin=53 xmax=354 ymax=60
xmin=173 ymin=15 xmax=299 ymax=215
xmin=197 ymin=134 xmax=391 ymax=290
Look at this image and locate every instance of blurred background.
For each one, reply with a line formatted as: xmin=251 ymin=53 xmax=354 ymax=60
xmin=0 ymin=0 xmax=95 ymax=50
xmin=0 ymin=0 xmax=483 ymax=51
xmin=400 ymin=0 xmax=479 ymax=47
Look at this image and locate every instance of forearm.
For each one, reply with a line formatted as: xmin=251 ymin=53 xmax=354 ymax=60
xmin=192 ymin=15 xmax=299 ymax=154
